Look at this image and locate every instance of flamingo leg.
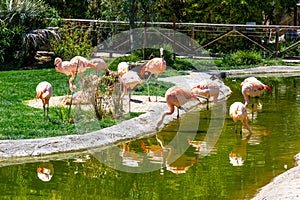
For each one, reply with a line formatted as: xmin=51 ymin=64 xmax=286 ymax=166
xmin=234 ymin=124 xmax=238 ymax=134
xmin=206 ymin=99 xmax=209 ymax=110
xmin=43 ymin=103 xmax=46 ymax=118
xmin=128 ymin=91 xmax=132 ymax=113
xmin=46 ymin=104 xmax=49 ymax=117
xmin=69 ymin=73 xmax=76 ymax=91
xmin=155 ymin=75 xmax=158 ymax=102
xmin=146 ymin=74 xmax=152 ymax=101
xmin=176 ymin=107 xmax=180 ymax=118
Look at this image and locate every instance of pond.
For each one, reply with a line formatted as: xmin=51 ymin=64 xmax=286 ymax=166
xmin=0 ymin=76 xmax=299 ymax=199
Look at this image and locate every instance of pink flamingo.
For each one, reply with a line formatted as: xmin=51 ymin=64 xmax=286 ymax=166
xmin=241 ymin=77 xmax=272 ymax=107
xmin=229 ymin=102 xmax=252 ymax=134
xmin=120 ymin=70 xmax=143 ymax=113
xmin=90 ymin=58 xmax=110 ymax=75
xmin=36 ymin=81 xmax=52 ymax=117
xmin=191 ymin=80 xmax=220 ymax=110
xmin=156 ymin=86 xmax=201 ymax=129
xmin=140 ymin=48 xmax=167 ymax=102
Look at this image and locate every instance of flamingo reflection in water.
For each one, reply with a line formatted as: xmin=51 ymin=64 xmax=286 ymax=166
xmin=246 ymin=102 xmax=262 ymax=122
xmin=37 ymin=162 xmax=54 ymax=182
xmin=142 ymin=134 xmax=199 ymax=175
xmin=229 ymin=133 xmax=252 ymax=166
xmin=119 ymin=143 xmax=144 ymax=167
xmin=229 ymin=126 xmax=271 ymax=166
xmin=118 ymin=133 xmax=199 ymax=174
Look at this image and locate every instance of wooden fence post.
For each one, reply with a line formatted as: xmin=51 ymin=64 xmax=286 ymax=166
xmin=143 ymin=17 xmax=147 ymax=60
xmin=191 ymin=24 xmax=195 ymax=48
xmin=173 ymin=14 xmax=176 ymax=60
xmin=275 ymin=26 xmax=279 ymax=57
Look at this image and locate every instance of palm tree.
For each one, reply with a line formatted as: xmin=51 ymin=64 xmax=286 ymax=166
xmin=0 ymin=0 xmax=61 ymax=66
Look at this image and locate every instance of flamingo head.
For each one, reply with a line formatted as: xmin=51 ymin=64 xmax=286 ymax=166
xmin=54 ymin=57 xmax=65 ymax=73
xmin=54 ymin=57 xmax=62 ymax=67
xmin=265 ymin=85 xmax=272 ymax=93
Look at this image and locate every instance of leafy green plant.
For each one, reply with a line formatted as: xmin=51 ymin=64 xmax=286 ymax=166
xmin=108 ymin=54 xmax=141 ymax=71
xmin=0 ymin=0 xmax=61 ymax=68
xmin=220 ymin=50 xmax=263 ymax=68
xmin=172 ymin=58 xmax=196 ymax=70
xmin=50 ymin=24 xmax=94 ymax=60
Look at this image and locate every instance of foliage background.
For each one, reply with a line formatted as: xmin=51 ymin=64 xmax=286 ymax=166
xmin=0 ymin=0 xmax=299 ymax=70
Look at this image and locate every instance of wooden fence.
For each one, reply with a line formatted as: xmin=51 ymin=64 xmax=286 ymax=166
xmin=63 ymin=18 xmax=300 ymax=58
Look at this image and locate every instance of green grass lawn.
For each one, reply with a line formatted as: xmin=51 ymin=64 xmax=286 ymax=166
xmin=0 ymin=68 xmax=177 ymax=139
xmin=0 ymin=68 xmax=76 ymax=139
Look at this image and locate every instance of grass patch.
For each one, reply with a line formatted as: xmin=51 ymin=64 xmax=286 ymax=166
xmin=0 ymin=68 xmax=173 ymax=139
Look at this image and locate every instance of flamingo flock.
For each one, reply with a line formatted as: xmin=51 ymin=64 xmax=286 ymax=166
xmin=54 ymin=56 xmax=109 ymax=91
xmin=36 ymin=49 xmax=272 ymax=141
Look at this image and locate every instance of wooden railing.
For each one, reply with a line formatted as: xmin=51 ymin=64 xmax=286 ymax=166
xmin=63 ymin=18 xmax=300 ymax=58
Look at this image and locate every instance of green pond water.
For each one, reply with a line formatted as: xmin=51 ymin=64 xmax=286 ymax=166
xmin=1 ymin=76 xmax=299 ymax=200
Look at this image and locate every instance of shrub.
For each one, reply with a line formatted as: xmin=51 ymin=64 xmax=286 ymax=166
xmin=108 ymin=55 xmax=141 ymax=71
xmin=0 ymin=0 xmax=61 ymax=69
xmin=50 ymin=24 xmax=94 ymax=60
xmin=220 ymin=50 xmax=262 ymax=68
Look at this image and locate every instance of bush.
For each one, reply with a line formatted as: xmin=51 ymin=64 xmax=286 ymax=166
xmin=108 ymin=55 xmax=141 ymax=71
xmin=131 ymin=47 xmax=174 ymax=66
xmin=0 ymin=0 xmax=61 ymax=69
xmin=220 ymin=50 xmax=262 ymax=68
xmin=50 ymin=24 xmax=94 ymax=60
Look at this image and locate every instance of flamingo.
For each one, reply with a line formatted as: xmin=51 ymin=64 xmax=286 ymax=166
xmin=140 ymin=48 xmax=167 ymax=102
xmin=156 ymin=86 xmax=201 ymax=129
xmin=191 ymin=80 xmax=220 ymax=110
xmin=120 ymin=70 xmax=143 ymax=113
xmin=90 ymin=58 xmax=110 ymax=75
xmin=241 ymin=77 xmax=272 ymax=107
xmin=36 ymin=81 xmax=52 ymax=118
xmin=229 ymin=102 xmax=252 ymax=134
xmin=54 ymin=58 xmax=76 ymax=91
